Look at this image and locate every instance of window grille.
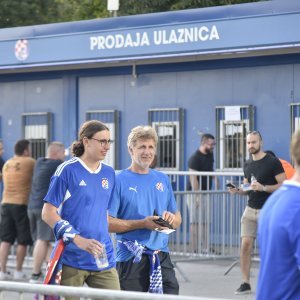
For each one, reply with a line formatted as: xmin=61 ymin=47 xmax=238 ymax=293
xmin=290 ymin=103 xmax=300 ymax=133
xmin=148 ymin=108 xmax=184 ymax=170
xmin=22 ymin=112 xmax=53 ymax=159
xmin=86 ymin=110 xmax=119 ymax=169
xmin=216 ymin=105 xmax=255 ymax=170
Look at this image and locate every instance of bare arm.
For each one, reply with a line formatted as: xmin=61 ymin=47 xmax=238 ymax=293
xmin=108 ymin=213 xmax=177 ymax=233
xmin=251 ymin=172 xmax=286 ymax=193
xmin=41 ymin=202 xmax=61 ymax=228
xmin=109 ymin=215 xmax=158 ymax=233
xmin=189 ymin=168 xmax=199 ymax=191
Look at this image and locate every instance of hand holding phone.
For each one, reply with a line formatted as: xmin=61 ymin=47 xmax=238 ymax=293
xmin=153 ymin=217 xmax=173 ymax=229
xmin=153 ymin=210 xmax=173 ymax=229
xmin=226 ymin=182 xmax=239 ymax=190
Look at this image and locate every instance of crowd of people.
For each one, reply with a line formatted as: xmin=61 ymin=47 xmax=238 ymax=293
xmin=0 ymin=121 xmax=298 ymax=298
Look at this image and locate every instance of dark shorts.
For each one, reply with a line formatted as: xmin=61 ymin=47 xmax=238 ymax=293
xmin=0 ymin=203 xmax=33 ymax=245
xmin=28 ymin=208 xmax=54 ymax=242
xmin=117 ymin=251 xmax=179 ymax=295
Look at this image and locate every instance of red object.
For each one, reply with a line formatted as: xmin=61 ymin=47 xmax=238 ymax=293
xmin=44 ymin=239 xmax=65 ymax=285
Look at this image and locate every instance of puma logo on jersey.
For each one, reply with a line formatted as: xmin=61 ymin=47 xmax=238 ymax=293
xmin=79 ymin=180 xmax=87 ymax=186
xmin=129 ymin=186 xmax=137 ymax=193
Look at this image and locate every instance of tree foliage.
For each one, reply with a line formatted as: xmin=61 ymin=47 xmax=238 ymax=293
xmin=0 ymin=0 xmax=261 ymax=28
xmin=118 ymin=0 xmax=261 ymax=15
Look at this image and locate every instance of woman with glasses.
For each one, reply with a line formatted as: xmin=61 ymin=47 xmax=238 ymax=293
xmin=42 ymin=120 xmax=120 ymax=297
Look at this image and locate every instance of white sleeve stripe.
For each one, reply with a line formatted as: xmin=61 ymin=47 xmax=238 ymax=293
xmin=55 ymin=158 xmax=78 ymax=177
xmin=57 ymin=189 xmax=71 ymax=215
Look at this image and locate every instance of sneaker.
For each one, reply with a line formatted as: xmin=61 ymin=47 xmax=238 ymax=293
xmin=235 ymin=282 xmax=251 ymax=295
xmin=0 ymin=271 xmax=12 ymax=280
xmin=29 ymin=272 xmax=43 ymax=284
xmin=13 ymin=271 xmax=27 ymax=280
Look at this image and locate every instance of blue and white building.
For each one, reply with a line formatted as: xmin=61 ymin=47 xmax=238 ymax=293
xmin=0 ymin=0 xmax=299 ymax=171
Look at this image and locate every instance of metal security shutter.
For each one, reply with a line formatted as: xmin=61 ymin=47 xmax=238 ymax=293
xmin=148 ymin=108 xmax=184 ymax=170
xmin=86 ymin=110 xmax=119 ymax=169
xmin=216 ymin=105 xmax=255 ymax=170
xmin=22 ymin=112 xmax=53 ymax=159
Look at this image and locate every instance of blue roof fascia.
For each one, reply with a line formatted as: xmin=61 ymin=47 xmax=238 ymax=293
xmin=0 ymin=0 xmax=299 ymax=41
xmin=1 ymin=52 xmax=300 ymax=83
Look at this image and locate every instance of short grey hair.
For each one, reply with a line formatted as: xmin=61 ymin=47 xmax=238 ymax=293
xmin=127 ymin=126 xmax=158 ymax=149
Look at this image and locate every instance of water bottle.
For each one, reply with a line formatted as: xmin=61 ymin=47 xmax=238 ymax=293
xmin=251 ymin=174 xmax=257 ymax=183
xmin=95 ymin=244 xmax=109 ymax=269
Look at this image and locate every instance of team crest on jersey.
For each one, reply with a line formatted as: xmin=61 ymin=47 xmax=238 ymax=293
xmin=101 ymin=178 xmax=109 ymax=189
xmin=156 ymin=182 xmax=164 ymax=192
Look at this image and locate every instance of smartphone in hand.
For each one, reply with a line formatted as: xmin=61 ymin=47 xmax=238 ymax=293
xmin=153 ymin=210 xmax=173 ymax=229
xmin=226 ymin=182 xmax=238 ymax=189
xmin=153 ymin=217 xmax=173 ymax=229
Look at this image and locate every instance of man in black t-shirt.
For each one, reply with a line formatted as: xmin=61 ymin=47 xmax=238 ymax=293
xmin=27 ymin=141 xmax=65 ymax=283
xmin=187 ymin=133 xmax=215 ymax=253
xmin=228 ymin=131 xmax=285 ymax=295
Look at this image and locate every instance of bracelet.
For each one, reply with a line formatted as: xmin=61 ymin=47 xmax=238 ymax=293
xmin=262 ymin=185 xmax=267 ymax=192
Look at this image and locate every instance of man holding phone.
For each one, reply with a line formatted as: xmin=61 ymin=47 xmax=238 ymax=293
xmin=108 ymin=125 xmax=181 ymax=294
xmin=228 ymin=131 xmax=285 ymax=295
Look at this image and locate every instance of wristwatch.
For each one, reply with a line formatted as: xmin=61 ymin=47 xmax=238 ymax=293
xmin=262 ymin=185 xmax=267 ymax=192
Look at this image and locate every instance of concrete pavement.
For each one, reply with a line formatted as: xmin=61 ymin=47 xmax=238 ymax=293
xmin=176 ymin=258 xmax=258 ymax=299
xmin=1 ymin=257 xmax=259 ymax=299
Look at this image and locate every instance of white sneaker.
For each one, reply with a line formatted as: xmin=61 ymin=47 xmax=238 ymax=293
xmin=0 ymin=271 xmax=12 ymax=280
xmin=13 ymin=271 xmax=27 ymax=280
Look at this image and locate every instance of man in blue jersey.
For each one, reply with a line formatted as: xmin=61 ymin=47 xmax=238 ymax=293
xmin=42 ymin=120 xmax=120 ymax=294
xmin=257 ymin=130 xmax=300 ymax=299
xmin=108 ymin=125 xmax=182 ymax=294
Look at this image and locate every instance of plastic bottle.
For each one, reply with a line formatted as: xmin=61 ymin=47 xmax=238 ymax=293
xmin=95 ymin=244 xmax=109 ymax=269
xmin=251 ymin=174 xmax=257 ymax=183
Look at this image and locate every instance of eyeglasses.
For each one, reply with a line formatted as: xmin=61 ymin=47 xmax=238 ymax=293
xmin=90 ymin=138 xmax=113 ymax=146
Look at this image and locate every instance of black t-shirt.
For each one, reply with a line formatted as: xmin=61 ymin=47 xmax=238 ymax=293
xmin=243 ymin=153 xmax=284 ymax=209
xmin=28 ymin=157 xmax=63 ymax=209
xmin=187 ymin=150 xmax=214 ymax=191
xmin=0 ymin=157 xmax=4 ymax=173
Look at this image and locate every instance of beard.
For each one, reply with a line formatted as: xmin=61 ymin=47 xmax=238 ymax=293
xmin=249 ymin=147 xmax=260 ymax=155
xmin=204 ymin=146 xmax=214 ymax=154
xmin=133 ymin=157 xmax=151 ymax=169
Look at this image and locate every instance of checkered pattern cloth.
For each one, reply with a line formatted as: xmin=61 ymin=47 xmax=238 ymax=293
xmin=120 ymin=240 xmax=163 ymax=294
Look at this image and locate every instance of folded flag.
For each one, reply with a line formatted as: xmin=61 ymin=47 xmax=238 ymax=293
xmin=120 ymin=240 xmax=163 ymax=294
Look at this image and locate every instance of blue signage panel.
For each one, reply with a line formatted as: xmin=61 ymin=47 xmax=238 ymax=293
xmin=0 ymin=12 xmax=300 ymax=69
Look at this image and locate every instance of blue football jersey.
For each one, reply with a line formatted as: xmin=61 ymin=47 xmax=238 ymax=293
xmin=257 ymin=181 xmax=300 ymax=299
xmin=109 ymin=168 xmax=177 ymax=262
xmin=44 ymin=157 xmax=116 ymax=271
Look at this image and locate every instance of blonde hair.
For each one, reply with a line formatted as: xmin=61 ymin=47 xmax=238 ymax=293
xmin=127 ymin=126 xmax=158 ymax=149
